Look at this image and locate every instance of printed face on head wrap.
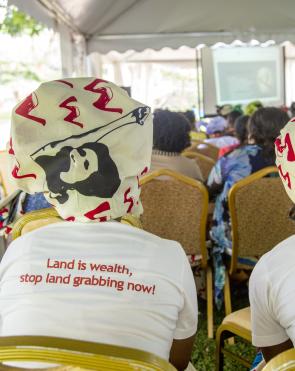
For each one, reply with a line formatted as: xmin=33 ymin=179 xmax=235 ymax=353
xmin=10 ymin=78 xmax=152 ymax=222
xmin=31 ymin=107 xmax=150 ymax=205
xmin=275 ymin=119 xmax=295 ymax=203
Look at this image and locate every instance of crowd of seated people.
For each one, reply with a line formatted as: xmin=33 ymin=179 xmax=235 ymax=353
xmin=1 ymin=80 xmax=295 ymax=371
xmin=207 ymin=107 xmax=290 ymax=308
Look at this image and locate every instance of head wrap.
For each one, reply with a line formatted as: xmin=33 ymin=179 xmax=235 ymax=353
xmin=275 ymin=118 xmax=295 ymax=203
xmin=244 ymin=101 xmax=263 ymax=116
xmin=206 ymin=116 xmax=227 ymax=135
xmin=9 ymin=78 xmax=152 ymax=222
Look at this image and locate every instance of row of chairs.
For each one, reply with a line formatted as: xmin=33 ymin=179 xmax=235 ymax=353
xmin=141 ymin=167 xmax=294 ymax=339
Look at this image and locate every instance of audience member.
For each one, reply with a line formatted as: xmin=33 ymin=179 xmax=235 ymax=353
xmin=207 ymin=107 xmax=289 ymax=308
xmin=151 ymin=109 xmax=203 ymax=181
xmin=204 ymin=116 xmax=239 ymax=148
xmin=216 ymin=104 xmax=233 ymax=118
xmin=183 ymin=110 xmax=196 ymax=131
xmin=249 ymin=117 xmax=295 ymax=364
xmin=0 ymin=79 xmax=198 ymax=371
xmin=225 ymin=110 xmax=242 ymax=136
xmin=219 ymin=114 xmax=249 ymax=157
xmin=290 ymin=101 xmax=295 ymax=118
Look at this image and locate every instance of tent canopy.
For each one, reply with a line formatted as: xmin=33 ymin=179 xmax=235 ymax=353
xmin=9 ymin=0 xmax=295 ymax=54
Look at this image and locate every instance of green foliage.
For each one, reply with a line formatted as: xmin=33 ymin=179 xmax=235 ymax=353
xmin=0 ymin=61 xmax=41 ymax=83
xmin=0 ymin=5 xmax=44 ymax=36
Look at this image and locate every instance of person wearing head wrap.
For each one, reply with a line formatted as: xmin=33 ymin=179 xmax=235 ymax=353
xmin=207 ymin=107 xmax=289 ymax=309
xmin=0 ymin=78 xmax=197 ymax=370
xmin=244 ymin=100 xmax=263 ymax=116
xmin=249 ymin=117 xmax=295 ymax=365
xmin=203 ymin=116 xmax=239 ymax=149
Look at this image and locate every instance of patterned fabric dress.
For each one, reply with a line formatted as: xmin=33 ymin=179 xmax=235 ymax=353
xmin=207 ymin=144 xmax=274 ymax=309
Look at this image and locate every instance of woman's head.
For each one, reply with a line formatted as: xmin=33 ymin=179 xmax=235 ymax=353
xmin=10 ymin=78 xmax=152 ymax=222
xmin=248 ymin=107 xmax=290 ymax=162
xmin=226 ymin=110 xmax=242 ymax=136
xmin=234 ymin=115 xmax=249 ymax=144
xmin=153 ymin=109 xmax=191 ymax=153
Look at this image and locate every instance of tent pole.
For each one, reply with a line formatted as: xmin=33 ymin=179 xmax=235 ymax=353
xmin=195 ymin=48 xmax=204 ymax=118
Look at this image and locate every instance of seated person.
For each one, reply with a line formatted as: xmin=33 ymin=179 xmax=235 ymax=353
xmin=150 ymin=109 xmax=203 ymax=181
xmin=225 ymin=110 xmax=242 ymax=136
xmin=249 ymin=117 xmax=295 ymax=364
xmin=203 ymin=116 xmax=239 ymax=149
xmin=0 ymin=79 xmax=198 ymax=371
xmin=218 ymin=114 xmax=249 ymax=157
xmin=207 ymin=107 xmax=289 ymax=308
xmin=181 ymin=110 xmax=207 ymax=141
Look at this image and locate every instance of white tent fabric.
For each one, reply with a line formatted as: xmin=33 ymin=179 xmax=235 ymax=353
xmin=9 ymin=0 xmax=295 ymax=54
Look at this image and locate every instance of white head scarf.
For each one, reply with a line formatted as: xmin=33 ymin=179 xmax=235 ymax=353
xmin=9 ymin=78 xmax=152 ymax=222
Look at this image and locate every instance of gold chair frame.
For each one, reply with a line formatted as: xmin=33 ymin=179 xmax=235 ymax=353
xmin=215 ymin=307 xmax=252 ymax=371
xmin=182 ymin=151 xmax=215 ymax=180
xmin=187 ymin=140 xmax=219 ymax=161
xmin=225 ymin=166 xmax=278 ymax=314
xmin=262 ymin=348 xmax=295 ymax=370
xmin=0 ymin=335 xmax=176 ymax=370
xmin=140 ymin=168 xmax=214 ymax=338
xmin=215 ymin=167 xmax=282 ymax=370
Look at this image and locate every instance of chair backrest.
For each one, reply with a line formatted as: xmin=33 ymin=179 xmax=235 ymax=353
xmin=186 ymin=141 xmax=219 ymax=161
xmin=182 ymin=151 xmax=215 ymax=181
xmin=228 ymin=166 xmax=295 ymax=275
xmin=12 ymin=208 xmax=142 ymax=240
xmin=140 ymin=169 xmax=209 ymax=267
xmin=0 ymin=335 xmax=176 ymax=371
xmin=262 ymin=348 xmax=295 ymax=370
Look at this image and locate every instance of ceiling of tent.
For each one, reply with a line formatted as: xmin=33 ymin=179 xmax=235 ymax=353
xmin=9 ymin=0 xmax=295 ymax=53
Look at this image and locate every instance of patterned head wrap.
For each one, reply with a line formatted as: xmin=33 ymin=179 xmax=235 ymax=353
xmin=275 ymin=118 xmax=295 ymax=203
xmin=9 ymin=78 xmax=152 ymax=222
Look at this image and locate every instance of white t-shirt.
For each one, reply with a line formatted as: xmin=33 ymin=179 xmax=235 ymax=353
xmin=249 ymin=234 xmax=295 ymax=348
xmin=0 ymin=221 xmax=198 ymax=360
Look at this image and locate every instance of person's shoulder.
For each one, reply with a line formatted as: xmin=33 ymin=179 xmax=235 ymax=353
xmin=261 ymin=235 xmax=295 ymax=263
xmin=251 ymin=235 xmax=295 ymax=281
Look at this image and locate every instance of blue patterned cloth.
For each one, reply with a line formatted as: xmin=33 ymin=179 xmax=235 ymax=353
xmin=207 ymin=145 xmax=274 ymax=309
xmin=23 ymin=193 xmax=51 ymax=213
xmin=251 ymin=351 xmax=264 ymax=370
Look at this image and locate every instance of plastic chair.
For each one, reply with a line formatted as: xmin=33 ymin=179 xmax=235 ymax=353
xmin=140 ymin=168 xmax=213 ymax=338
xmin=262 ymin=348 xmax=295 ymax=370
xmin=0 ymin=335 xmax=176 ymax=370
xmin=215 ymin=307 xmax=251 ymax=371
xmin=215 ymin=167 xmax=294 ymax=370
xmin=182 ymin=151 xmax=215 ymax=181
xmin=224 ymin=166 xmax=294 ymax=315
